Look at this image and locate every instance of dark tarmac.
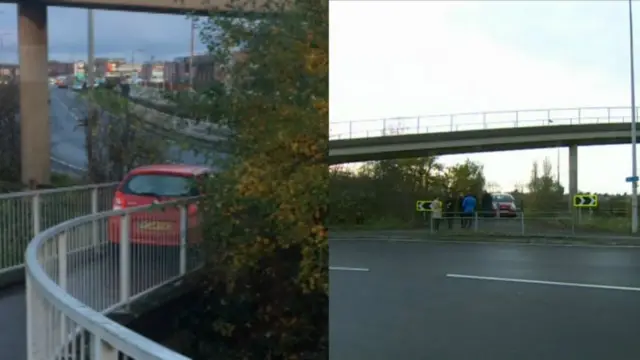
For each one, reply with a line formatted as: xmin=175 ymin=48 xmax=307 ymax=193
xmin=330 ymin=239 xmax=640 ymax=360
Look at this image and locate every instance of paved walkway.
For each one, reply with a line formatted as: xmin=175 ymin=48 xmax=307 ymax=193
xmin=0 ymin=285 xmax=26 ymax=360
xmin=0 ymin=247 xmax=181 ymax=360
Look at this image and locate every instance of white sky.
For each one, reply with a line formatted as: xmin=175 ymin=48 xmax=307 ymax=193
xmin=330 ymin=1 xmax=639 ymax=194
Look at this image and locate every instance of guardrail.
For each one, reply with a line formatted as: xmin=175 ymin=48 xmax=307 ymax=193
xmin=423 ymin=210 xmax=633 ymax=238
xmin=329 ymin=106 xmax=637 ymax=140
xmin=25 ymin=197 xmax=204 ymax=360
xmin=129 ymin=86 xmax=226 ymax=141
xmin=0 ymin=183 xmax=119 ymax=276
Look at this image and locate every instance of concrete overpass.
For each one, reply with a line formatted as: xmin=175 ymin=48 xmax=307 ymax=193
xmin=15 ymin=0 xmax=270 ymax=186
xmin=329 ymin=106 xmax=637 ymax=212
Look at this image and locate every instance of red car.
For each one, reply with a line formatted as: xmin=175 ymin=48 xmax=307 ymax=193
xmin=491 ymin=193 xmax=518 ymax=218
xmin=108 ymin=164 xmax=212 ymax=247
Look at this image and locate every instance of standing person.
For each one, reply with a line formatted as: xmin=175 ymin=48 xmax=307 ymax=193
xmin=457 ymin=192 xmax=465 ymax=227
xmin=430 ymin=197 xmax=443 ymax=231
xmin=461 ymin=193 xmax=477 ymax=228
xmin=444 ymin=194 xmax=455 ymax=229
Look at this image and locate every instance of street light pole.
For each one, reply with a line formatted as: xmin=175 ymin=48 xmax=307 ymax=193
xmin=189 ymin=18 xmax=195 ymax=89
xmin=86 ymin=8 xmax=96 ymax=182
xmin=87 ymin=9 xmax=94 ymax=87
xmin=556 ymin=148 xmax=560 ymax=185
xmin=629 ymin=0 xmax=639 ymax=233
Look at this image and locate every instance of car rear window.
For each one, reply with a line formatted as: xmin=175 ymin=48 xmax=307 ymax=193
xmin=121 ymin=173 xmax=199 ymax=197
xmin=492 ymin=194 xmax=514 ymax=202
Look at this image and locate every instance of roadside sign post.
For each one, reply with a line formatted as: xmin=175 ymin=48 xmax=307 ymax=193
xmin=572 ymin=194 xmax=598 ymax=208
xmin=573 ymin=194 xmax=598 ymax=226
xmin=416 ymin=200 xmax=431 ymax=224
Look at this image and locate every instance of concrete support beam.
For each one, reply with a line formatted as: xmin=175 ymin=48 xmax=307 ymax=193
xmin=568 ymin=144 xmax=578 ymax=213
xmin=18 ymin=3 xmax=50 ymax=186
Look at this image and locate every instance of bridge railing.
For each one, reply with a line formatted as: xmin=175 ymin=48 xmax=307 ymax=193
xmin=329 ymin=106 xmax=636 ymax=140
xmin=0 ymin=183 xmax=119 ymax=275
xmin=25 ymin=197 xmax=204 ymax=360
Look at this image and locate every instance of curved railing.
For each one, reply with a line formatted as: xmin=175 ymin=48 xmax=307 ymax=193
xmin=25 ymin=196 xmax=203 ymax=359
xmin=329 ymin=106 xmax=637 ymax=140
xmin=0 ymin=183 xmax=119 ymax=275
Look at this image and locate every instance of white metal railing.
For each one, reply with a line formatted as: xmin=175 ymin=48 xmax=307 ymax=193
xmin=0 ymin=183 xmax=119 ymax=275
xmin=25 ymin=197 xmax=204 ymax=360
xmin=329 ymin=106 xmax=636 ymax=140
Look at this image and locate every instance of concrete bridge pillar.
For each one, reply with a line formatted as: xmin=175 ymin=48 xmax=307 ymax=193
xmin=18 ymin=3 xmax=50 ymax=185
xmin=568 ymin=144 xmax=578 ymax=213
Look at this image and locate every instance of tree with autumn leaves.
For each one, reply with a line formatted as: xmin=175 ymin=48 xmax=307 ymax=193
xmin=170 ymin=0 xmax=328 ymax=358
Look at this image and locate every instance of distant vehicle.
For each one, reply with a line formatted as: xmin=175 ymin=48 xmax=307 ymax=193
xmin=108 ymin=164 xmax=211 ymax=247
xmin=55 ymin=77 xmax=68 ymax=88
xmin=491 ymin=193 xmax=517 ymax=218
xmin=71 ymin=82 xmax=84 ymax=91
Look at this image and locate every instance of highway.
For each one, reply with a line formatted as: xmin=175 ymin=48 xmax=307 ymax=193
xmin=330 ymin=239 xmax=640 ymax=360
xmin=49 ymin=87 xmax=215 ymax=174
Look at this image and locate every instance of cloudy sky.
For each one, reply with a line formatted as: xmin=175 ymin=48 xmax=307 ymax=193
xmin=0 ymin=4 xmax=210 ymax=62
xmin=331 ymin=1 xmax=638 ymax=194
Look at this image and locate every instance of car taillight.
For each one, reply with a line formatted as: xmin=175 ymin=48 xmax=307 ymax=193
xmin=188 ymin=203 xmax=198 ymax=215
xmin=113 ymin=195 xmax=126 ymax=210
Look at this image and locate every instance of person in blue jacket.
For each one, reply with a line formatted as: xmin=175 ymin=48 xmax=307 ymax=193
xmin=461 ymin=193 xmax=477 ymax=228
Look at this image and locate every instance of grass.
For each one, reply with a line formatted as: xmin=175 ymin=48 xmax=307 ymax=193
xmin=330 ymin=213 xmax=640 ymax=241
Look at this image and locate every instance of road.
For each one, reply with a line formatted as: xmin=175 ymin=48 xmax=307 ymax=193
xmin=330 ymin=239 xmax=640 ymax=360
xmin=0 ymin=246 xmax=183 ymax=360
xmin=49 ymin=87 xmax=216 ymax=173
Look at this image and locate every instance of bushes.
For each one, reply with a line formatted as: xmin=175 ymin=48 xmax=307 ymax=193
xmin=0 ymin=82 xmax=20 ymax=188
xmin=164 ymin=0 xmax=329 ymax=358
xmin=329 ymin=158 xmax=487 ymax=228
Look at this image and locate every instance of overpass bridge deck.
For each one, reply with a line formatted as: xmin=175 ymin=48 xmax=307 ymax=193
xmin=330 ymin=106 xmax=636 ymax=140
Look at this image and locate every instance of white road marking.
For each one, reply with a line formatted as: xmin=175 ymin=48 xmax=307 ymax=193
xmin=446 ymin=273 xmax=640 ymax=292
xmin=330 ymin=266 xmax=370 ymax=272
xmin=52 ymin=93 xmax=80 ymax=121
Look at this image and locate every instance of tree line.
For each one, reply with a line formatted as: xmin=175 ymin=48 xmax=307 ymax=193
xmin=329 ymin=156 xmax=630 ymax=228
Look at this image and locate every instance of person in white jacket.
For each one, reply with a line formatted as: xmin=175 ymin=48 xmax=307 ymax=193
xmin=430 ymin=197 xmax=443 ymax=231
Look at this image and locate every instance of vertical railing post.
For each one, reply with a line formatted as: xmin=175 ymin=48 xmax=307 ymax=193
xmin=32 ymin=194 xmax=41 ymax=237
xmin=91 ymin=188 xmax=99 ymax=252
xmin=449 ymin=115 xmax=454 ymax=131
xmin=91 ymin=334 xmax=119 ymax=360
xmin=417 ymin=117 xmax=421 ymax=133
xmin=520 ymin=211 xmax=525 ymax=235
xmin=179 ymin=204 xmax=188 ymax=275
xmin=119 ymin=213 xmax=131 ymax=307
xmin=26 ymin=274 xmax=34 ymax=359
xmin=348 ymin=121 xmax=352 ymax=139
xmin=515 ymin=111 xmax=519 ymax=127
xmin=383 ymin=118 xmax=388 ymax=136
xmin=429 ymin=214 xmax=434 ymax=234
xmin=482 ymin=112 xmax=487 ymax=129
xmin=57 ymin=232 xmax=68 ymax=348
xmin=578 ymin=108 xmax=582 ymax=124
xmin=473 ymin=212 xmax=479 ymax=232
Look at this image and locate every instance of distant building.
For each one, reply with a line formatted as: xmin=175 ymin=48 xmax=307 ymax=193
xmin=47 ymin=61 xmax=73 ymax=77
